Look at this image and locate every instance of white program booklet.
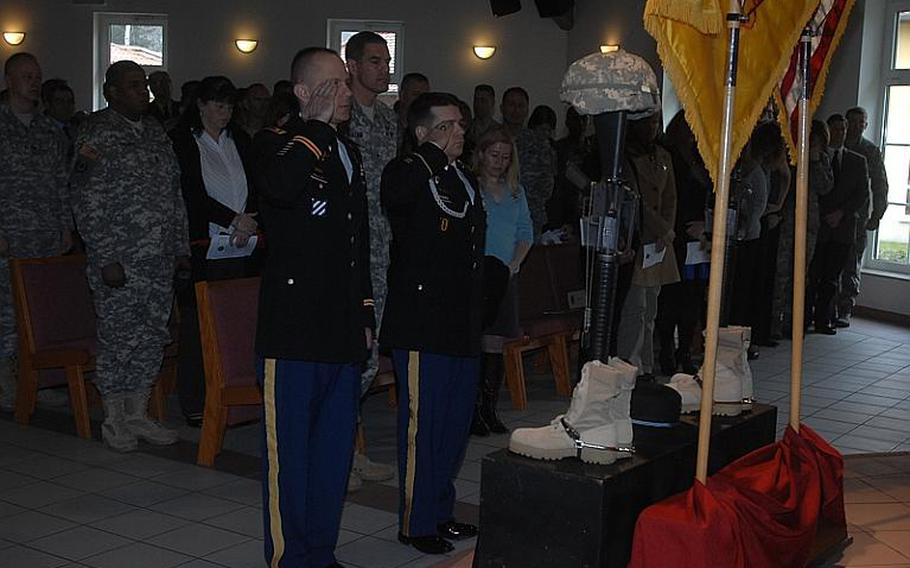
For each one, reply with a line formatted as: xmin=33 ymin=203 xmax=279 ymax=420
xmin=642 ymin=243 xmax=667 ymax=270
xmin=685 ymin=241 xmax=710 ymax=265
xmin=206 ymin=234 xmax=258 ymax=260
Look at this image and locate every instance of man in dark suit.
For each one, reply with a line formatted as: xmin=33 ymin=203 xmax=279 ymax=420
xmin=381 ymin=92 xmax=485 ymax=554
xmin=809 ymin=114 xmax=870 ymax=335
xmin=252 ymin=47 xmax=374 ymax=568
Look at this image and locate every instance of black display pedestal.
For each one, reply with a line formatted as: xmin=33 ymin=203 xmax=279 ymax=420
xmin=475 ymin=404 xmax=778 ymax=568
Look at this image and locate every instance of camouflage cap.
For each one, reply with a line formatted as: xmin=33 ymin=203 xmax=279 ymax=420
xmin=560 ymin=50 xmax=660 ymax=116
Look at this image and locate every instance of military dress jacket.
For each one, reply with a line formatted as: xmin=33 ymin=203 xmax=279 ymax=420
xmin=380 ymin=142 xmax=486 ymax=358
xmin=70 ymin=109 xmax=190 ymax=267
xmin=819 ymin=148 xmax=869 ymax=245
xmin=0 ymin=104 xmax=72 ymax=247
xmin=253 ymin=117 xmax=374 ymax=363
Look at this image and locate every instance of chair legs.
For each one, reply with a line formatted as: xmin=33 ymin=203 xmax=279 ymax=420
xmin=548 ymin=334 xmax=572 ymax=397
xmin=504 ymin=333 xmax=574 ymax=411
xmin=196 ymin=394 xmax=227 ymax=467
xmin=503 ymin=342 xmax=527 ymax=410
xmin=13 ymin=362 xmax=38 ymax=426
xmin=64 ymin=366 xmax=92 ymax=439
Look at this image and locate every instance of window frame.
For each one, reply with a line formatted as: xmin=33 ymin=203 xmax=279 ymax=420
xmin=93 ymin=12 xmax=168 ymax=111
xmin=326 ymin=19 xmax=405 ymax=96
xmin=864 ymin=0 xmax=910 ymax=274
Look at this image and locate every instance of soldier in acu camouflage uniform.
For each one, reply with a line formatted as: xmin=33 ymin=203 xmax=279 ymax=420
xmin=502 ymin=86 xmax=555 ymax=239
xmin=343 ymin=31 xmax=398 ymax=487
xmin=0 ymin=53 xmax=74 ymax=411
xmin=70 ymin=61 xmax=190 ymax=452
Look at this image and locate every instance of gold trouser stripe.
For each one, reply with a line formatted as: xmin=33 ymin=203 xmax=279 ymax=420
xmin=264 ymin=359 xmax=285 ymax=567
xmin=402 ymin=351 xmax=421 ymax=536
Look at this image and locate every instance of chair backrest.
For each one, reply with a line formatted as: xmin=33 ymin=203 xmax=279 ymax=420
xmin=196 ymin=278 xmax=260 ymax=390
xmin=516 ymin=246 xmax=556 ymax=322
xmin=543 ymin=243 xmax=583 ymax=312
xmin=10 ymin=256 xmax=96 ymax=353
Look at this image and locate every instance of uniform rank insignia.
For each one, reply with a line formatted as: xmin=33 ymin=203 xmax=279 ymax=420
xmin=312 ymin=198 xmax=328 ymax=217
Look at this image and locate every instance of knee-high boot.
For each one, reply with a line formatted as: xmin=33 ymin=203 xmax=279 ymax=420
xmin=480 ymin=353 xmax=508 ymax=434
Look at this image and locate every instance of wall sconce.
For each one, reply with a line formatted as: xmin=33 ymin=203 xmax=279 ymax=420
xmin=2 ymin=32 xmax=26 ymax=46
xmin=234 ymin=39 xmax=258 ymax=54
xmin=473 ymin=46 xmax=496 ymax=60
xmin=600 ymin=44 xmax=620 ymax=54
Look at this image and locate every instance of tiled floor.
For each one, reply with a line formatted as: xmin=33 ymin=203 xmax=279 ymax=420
xmin=0 ymin=316 xmax=908 ymax=567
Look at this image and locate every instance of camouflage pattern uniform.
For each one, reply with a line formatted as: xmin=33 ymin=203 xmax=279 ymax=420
xmin=772 ymin=152 xmax=834 ymax=335
xmin=346 ymin=99 xmax=398 ymax=394
xmin=70 ymin=109 xmax=189 ymax=396
xmin=839 ymin=137 xmax=887 ymax=320
xmin=0 ymin=104 xmax=72 ymax=358
xmin=515 ymin=127 xmax=555 ymax=239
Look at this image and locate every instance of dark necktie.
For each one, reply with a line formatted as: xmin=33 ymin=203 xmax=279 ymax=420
xmin=832 ymin=149 xmax=841 ymax=183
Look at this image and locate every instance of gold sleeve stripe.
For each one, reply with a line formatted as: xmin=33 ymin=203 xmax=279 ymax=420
xmin=292 ymin=136 xmax=323 ymax=159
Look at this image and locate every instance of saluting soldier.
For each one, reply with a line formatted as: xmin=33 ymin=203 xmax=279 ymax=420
xmin=253 ymin=47 xmax=374 ymax=568
xmin=0 ymin=53 xmax=73 ymax=411
xmin=381 ymin=92 xmax=485 ymax=554
xmin=70 ymin=60 xmax=190 ymax=451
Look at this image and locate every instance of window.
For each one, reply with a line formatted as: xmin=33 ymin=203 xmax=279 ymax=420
xmin=868 ymin=3 xmax=910 ymax=273
xmin=93 ymin=13 xmax=168 ymax=110
xmin=327 ymin=19 xmax=404 ymax=96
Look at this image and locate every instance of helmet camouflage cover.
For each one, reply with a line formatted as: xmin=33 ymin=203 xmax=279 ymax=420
xmin=560 ymin=50 xmax=660 ymax=116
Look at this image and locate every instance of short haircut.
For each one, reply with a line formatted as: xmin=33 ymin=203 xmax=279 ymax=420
xmin=345 ymin=31 xmax=387 ymax=62
xmin=148 ymin=70 xmax=169 ymax=83
xmin=810 ymin=119 xmax=829 ymax=147
xmin=272 ymin=79 xmax=292 ymax=95
xmin=407 ymin=92 xmax=460 ymax=132
xmin=401 ymin=72 xmax=429 ymax=89
xmin=827 ymin=113 xmax=846 ymax=125
xmin=4 ymin=52 xmax=37 ymax=77
xmin=105 ymin=60 xmax=144 ymax=89
xmin=196 ymin=75 xmax=237 ymax=105
xmin=290 ymin=47 xmax=338 ymax=84
xmin=528 ymin=105 xmax=557 ymax=130
xmin=186 ymin=75 xmax=237 ymax=131
xmin=474 ymin=84 xmax=495 ymax=97
xmin=41 ymin=79 xmax=72 ymax=105
xmin=845 ymin=106 xmax=867 ymax=119
xmin=750 ymin=121 xmax=783 ymax=160
xmin=502 ymin=86 xmax=529 ymax=103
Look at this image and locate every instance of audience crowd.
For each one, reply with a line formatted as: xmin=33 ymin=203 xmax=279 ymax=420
xmin=0 ymin=35 xmax=888 ymax=565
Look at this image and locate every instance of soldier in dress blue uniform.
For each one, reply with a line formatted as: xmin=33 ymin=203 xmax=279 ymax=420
xmin=381 ymin=92 xmax=485 ymax=554
xmin=253 ymin=47 xmax=374 ymax=568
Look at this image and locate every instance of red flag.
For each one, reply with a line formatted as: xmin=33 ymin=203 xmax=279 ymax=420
xmin=776 ymin=0 xmax=858 ymax=157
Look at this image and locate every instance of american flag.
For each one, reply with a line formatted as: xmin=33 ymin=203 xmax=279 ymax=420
xmin=776 ymin=0 xmax=857 ymax=155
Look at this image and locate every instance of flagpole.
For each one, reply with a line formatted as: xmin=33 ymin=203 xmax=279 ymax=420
xmin=695 ymin=0 xmax=743 ymax=485
xmin=789 ymin=28 xmax=812 ymax=433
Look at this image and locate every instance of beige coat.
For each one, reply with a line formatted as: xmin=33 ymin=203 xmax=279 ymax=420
xmin=628 ymin=145 xmax=680 ymax=287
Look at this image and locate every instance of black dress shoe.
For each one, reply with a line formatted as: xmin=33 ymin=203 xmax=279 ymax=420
xmin=438 ymin=520 xmax=478 ymax=540
xmin=833 ymin=318 xmax=850 ymax=328
xmin=398 ymin=532 xmax=454 ymax=554
xmin=814 ymin=325 xmax=837 ymax=335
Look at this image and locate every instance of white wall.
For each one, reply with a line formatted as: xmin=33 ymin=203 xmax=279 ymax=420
xmin=857 ymin=273 xmax=910 ymax=317
xmin=0 ymin=0 xmax=568 ymax=118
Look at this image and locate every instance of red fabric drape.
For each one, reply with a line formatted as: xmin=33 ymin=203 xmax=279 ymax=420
xmin=629 ymin=425 xmax=845 ymax=568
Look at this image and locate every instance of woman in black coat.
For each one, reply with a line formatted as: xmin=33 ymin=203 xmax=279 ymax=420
xmin=169 ymin=76 xmax=260 ymax=425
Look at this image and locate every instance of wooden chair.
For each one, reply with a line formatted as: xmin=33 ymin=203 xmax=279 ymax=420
xmin=195 ymin=278 xmax=262 ymax=467
xmin=502 ymin=243 xmax=583 ymax=410
xmin=11 ymin=255 xmax=176 ymax=438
